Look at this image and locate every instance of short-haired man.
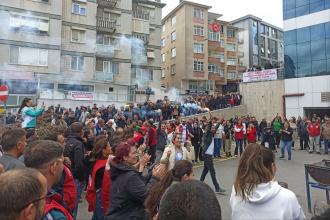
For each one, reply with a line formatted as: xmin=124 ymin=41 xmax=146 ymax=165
xmin=0 ymin=168 xmax=47 ymax=220
xmin=0 ymin=128 xmax=26 ymax=171
xmin=24 ymin=140 xmax=73 ymax=220
xmin=158 ymin=180 xmax=222 ymax=220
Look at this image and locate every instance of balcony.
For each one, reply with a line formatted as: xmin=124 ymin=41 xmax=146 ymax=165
xmin=97 ymin=17 xmax=116 ymax=33
xmin=133 ymin=11 xmax=150 ymax=20
xmin=95 ymin=71 xmax=114 ymax=82
xmin=132 ymin=55 xmax=147 ymax=65
xmin=97 ymin=0 xmax=118 ymax=8
xmin=96 ymin=44 xmax=116 ymax=58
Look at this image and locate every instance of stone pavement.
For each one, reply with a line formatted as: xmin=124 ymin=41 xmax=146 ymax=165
xmin=77 ymin=148 xmax=329 ymax=220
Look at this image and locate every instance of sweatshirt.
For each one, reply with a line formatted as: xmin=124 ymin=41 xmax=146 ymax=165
xmin=230 ymin=181 xmax=305 ymax=220
xmin=21 ymin=106 xmax=44 ymax=129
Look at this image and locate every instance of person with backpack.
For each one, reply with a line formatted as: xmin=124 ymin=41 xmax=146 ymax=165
xmin=64 ymin=122 xmax=86 ymax=219
xmin=86 ymin=135 xmax=112 ymax=220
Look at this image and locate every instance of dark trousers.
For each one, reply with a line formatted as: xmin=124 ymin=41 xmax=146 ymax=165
xmin=274 ymin=131 xmax=281 ymax=146
xmin=193 ymin=143 xmax=202 ymax=162
xmin=235 ymin=139 xmax=243 ymax=156
xmin=148 ymin=145 xmax=156 ymax=164
xmin=300 ymin=136 xmax=309 ymax=150
xmin=200 ymin=154 xmax=220 ymax=190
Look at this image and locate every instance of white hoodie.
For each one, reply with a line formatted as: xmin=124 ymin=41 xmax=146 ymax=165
xmin=230 ymin=181 xmax=305 ymax=220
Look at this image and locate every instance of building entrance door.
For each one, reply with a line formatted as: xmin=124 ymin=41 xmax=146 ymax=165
xmin=304 ymin=107 xmax=330 ymax=120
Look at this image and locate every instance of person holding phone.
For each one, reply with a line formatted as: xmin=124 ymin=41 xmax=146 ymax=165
xmin=18 ymin=98 xmax=45 ymax=129
xmin=279 ymin=121 xmax=293 ymax=160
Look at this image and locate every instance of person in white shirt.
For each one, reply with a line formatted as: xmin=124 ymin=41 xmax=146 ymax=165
xmin=213 ymin=118 xmax=224 ymax=158
xmin=230 ymin=143 xmax=305 ymax=220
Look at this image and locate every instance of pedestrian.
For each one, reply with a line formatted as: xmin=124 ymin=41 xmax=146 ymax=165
xmin=213 ymin=118 xmax=224 ymax=158
xmin=246 ymin=123 xmax=257 ymax=143
xmin=0 ymin=168 xmax=48 ymax=220
xmin=289 ymin=117 xmax=298 ymax=149
xmin=308 ymin=117 xmax=321 ymax=154
xmin=18 ymin=97 xmax=45 ymax=130
xmin=272 ymin=116 xmax=282 ymax=148
xmin=144 ymin=160 xmax=194 ymax=219
xmin=279 ymin=121 xmax=293 ymax=160
xmin=261 ymin=121 xmax=276 ymax=151
xmin=259 ymin=118 xmax=267 ymax=143
xmin=155 ymin=122 xmax=168 ymax=164
xmin=234 ymin=119 xmax=244 ymax=156
xmin=230 ymin=144 xmax=305 ymax=220
xmin=160 ymin=132 xmax=191 ymax=170
xmin=0 ymin=128 xmax=26 ymax=171
xmin=79 ymin=107 xmax=89 ymax=124
xmin=200 ymin=120 xmax=226 ymax=194
xmin=191 ymin=121 xmax=204 ymax=163
xmin=223 ymin=120 xmax=233 ymax=157
xmin=145 ymin=119 xmax=157 ymax=164
xmin=321 ymin=116 xmax=330 ymax=154
xmin=297 ymin=117 xmax=309 ymax=150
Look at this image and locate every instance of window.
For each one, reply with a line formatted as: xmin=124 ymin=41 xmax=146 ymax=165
xmin=171 ymin=48 xmax=176 ymax=58
xmin=260 ymin=24 xmax=266 ymax=34
xmin=193 ymin=61 xmax=204 ymax=71
xmin=227 ymin=58 xmax=236 ymax=66
xmin=193 ymin=8 xmax=204 ymax=19
xmin=171 ymin=16 xmax=176 ymax=26
xmin=208 ymin=64 xmax=223 ymax=76
xmin=171 ymin=64 xmax=176 ymax=74
xmin=227 ymin=43 xmax=236 ymax=52
xmin=58 ymin=84 xmax=93 ymax=92
xmin=220 ymin=39 xmax=224 ymax=47
xmin=9 ymin=14 xmax=49 ymax=33
xmin=284 ymin=30 xmax=297 ymax=45
xmin=133 ymin=68 xmax=153 ymax=81
xmin=171 ymin=31 xmax=176 ymax=41
xmin=96 ymin=60 xmax=119 ymax=74
xmin=189 ymin=81 xmax=198 ymax=90
xmin=10 ymin=46 xmax=48 ymax=66
xmin=220 ymin=25 xmax=225 ymax=34
xmin=72 ymin=3 xmax=86 ymax=15
xmin=162 ymin=54 xmax=165 ymax=62
xmin=161 ymin=39 xmax=165 ymax=47
xmin=311 ymin=23 xmax=325 ymax=41
xmin=161 ymin=69 xmax=165 ymax=78
xmin=208 ymin=30 xmax=220 ymax=41
xmin=193 ymin=43 xmax=204 ymax=53
xmin=297 ymin=27 xmax=310 ymax=43
xmin=71 ymin=56 xmax=84 ymax=71
xmin=227 ymin=29 xmax=235 ymax=38
xmin=227 ymin=72 xmax=236 ymax=79
xmin=194 ymin=26 xmax=204 ymax=36
xmin=71 ymin=29 xmax=85 ymax=43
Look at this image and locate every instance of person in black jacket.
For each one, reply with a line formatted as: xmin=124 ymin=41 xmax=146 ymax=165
xmin=279 ymin=121 xmax=293 ymax=160
xmin=64 ymin=122 xmax=86 ymax=219
xmin=191 ymin=121 xmax=203 ymax=163
xmin=155 ymin=122 xmax=167 ymax=164
xmin=106 ymin=139 xmax=166 ymax=220
xmin=261 ymin=121 xmax=276 ymax=151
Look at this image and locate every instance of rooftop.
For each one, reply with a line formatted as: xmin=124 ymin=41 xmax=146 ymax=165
xmin=231 ymin=14 xmax=283 ymax=31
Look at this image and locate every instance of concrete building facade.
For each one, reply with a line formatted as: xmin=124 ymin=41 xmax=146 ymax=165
xmin=0 ymin=0 xmax=165 ymax=108
xmin=283 ymin=0 xmax=330 ymax=118
xmin=161 ymin=1 xmax=243 ymax=97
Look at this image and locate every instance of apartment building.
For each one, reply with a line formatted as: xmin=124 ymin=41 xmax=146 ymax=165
xmin=0 ymin=0 xmax=165 ymax=107
xmin=231 ymin=15 xmax=284 ymax=70
xmin=161 ymin=1 xmax=243 ymax=96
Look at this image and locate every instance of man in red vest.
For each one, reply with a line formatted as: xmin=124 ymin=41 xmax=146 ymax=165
xmin=24 ymin=140 xmax=74 ymax=220
xmin=145 ymin=119 xmax=157 ymax=164
xmin=307 ymin=117 xmax=321 ymax=154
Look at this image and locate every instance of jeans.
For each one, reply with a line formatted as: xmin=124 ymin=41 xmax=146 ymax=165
xmin=280 ymin=140 xmax=292 ymax=159
xmin=235 ymin=139 xmax=243 ymax=156
xmin=72 ymin=179 xmax=84 ymax=219
xmin=213 ymin=138 xmax=222 ymax=157
xmin=200 ymin=154 xmax=220 ymax=190
xmin=309 ymin=136 xmax=320 ymax=153
xmin=92 ymin=190 xmax=104 ymax=220
xmin=193 ymin=143 xmax=201 ymax=162
xmin=323 ymin=139 xmax=329 ymax=154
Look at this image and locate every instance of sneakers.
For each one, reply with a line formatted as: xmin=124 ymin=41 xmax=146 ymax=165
xmin=215 ymin=187 xmax=226 ymax=195
xmin=279 ymin=156 xmax=285 ymax=159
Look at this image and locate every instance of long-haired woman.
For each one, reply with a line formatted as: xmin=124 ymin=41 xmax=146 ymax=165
xmin=279 ymin=121 xmax=293 ymax=160
xmin=144 ymin=160 xmax=194 ymax=219
xmin=18 ymin=98 xmax=44 ymax=129
xmin=230 ymin=143 xmax=305 ymax=220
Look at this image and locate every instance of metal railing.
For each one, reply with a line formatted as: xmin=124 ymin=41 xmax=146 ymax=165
xmin=96 ymin=17 xmax=116 ymax=30
xmin=97 ymin=0 xmax=118 ymax=8
xmin=95 ymin=71 xmax=114 ymax=81
xmin=96 ymin=44 xmax=115 ymax=57
xmin=133 ymin=11 xmax=150 ymax=20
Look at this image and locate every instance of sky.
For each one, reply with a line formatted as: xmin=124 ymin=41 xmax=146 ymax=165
xmin=161 ymin=0 xmax=284 ymax=28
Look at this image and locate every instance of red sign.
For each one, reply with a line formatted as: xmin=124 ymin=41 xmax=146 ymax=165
xmin=209 ymin=23 xmax=220 ymax=32
xmin=68 ymin=91 xmax=94 ymax=101
xmin=0 ymin=85 xmax=9 ymax=102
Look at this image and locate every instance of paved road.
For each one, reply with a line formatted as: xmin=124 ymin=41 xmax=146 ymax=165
xmin=78 ymin=148 xmax=329 ymax=220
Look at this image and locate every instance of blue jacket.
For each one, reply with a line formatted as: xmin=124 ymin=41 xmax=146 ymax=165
xmin=21 ymin=106 xmax=44 ymax=128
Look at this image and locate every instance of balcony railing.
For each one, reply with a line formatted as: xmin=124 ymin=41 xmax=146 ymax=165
xmin=96 ymin=17 xmax=116 ymax=32
xmin=96 ymin=44 xmax=115 ymax=57
xmin=133 ymin=11 xmax=150 ymax=20
xmin=97 ymin=0 xmax=118 ymax=8
xmin=132 ymin=55 xmax=147 ymax=65
xmin=95 ymin=71 xmax=114 ymax=81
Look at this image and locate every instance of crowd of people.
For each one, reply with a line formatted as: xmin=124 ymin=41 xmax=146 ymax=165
xmin=0 ymin=97 xmax=329 ymax=220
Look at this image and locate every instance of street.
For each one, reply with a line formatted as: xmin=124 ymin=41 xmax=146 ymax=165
xmin=78 ymin=148 xmax=329 ymax=220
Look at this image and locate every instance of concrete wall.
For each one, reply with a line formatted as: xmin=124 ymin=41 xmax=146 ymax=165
xmin=239 ymin=80 xmax=284 ymax=121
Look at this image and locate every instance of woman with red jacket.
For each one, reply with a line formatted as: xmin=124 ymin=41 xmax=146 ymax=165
xmin=246 ymin=123 xmax=257 ymax=143
xmin=86 ymin=135 xmax=112 ymax=220
xmin=234 ymin=119 xmax=245 ymax=156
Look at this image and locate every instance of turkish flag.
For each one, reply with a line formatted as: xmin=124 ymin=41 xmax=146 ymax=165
xmin=211 ymin=23 xmax=220 ymax=32
xmin=0 ymin=85 xmax=9 ymax=102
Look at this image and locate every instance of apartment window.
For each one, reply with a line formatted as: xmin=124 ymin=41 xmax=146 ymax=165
xmin=189 ymin=80 xmax=198 ymax=90
xmin=193 ymin=43 xmax=204 ymax=53
xmin=161 ymin=69 xmax=165 ymax=78
xmin=227 ymin=43 xmax=236 ymax=52
xmin=221 ymin=25 xmax=225 ymax=33
xmin=96 ymin=60 xmax=119 ymax=74
xmin=71 ymin=56 xmax=84 ymax=71
xmin=208 ymin=30 xmax=220 ymax=41
xmin=208 ymin=64 xmax=223 ymax=76
xmin=133 ymin=68 xmax=153 ymax=81
xmin=220 ymin=39 xmax=224 ymax=47
xmin=227 ymin=72 xmax=236 ymax=79
xmin=161 ymin=54 xmax=165 ymax=62
xmin=193 ymin=61 xmax=204 ymax=71
xmin=161 ymin=39 xmax=165 ymax=47
xmin=72 ymin=3 xmax=86 ymax=15
xmin=171 ymin=48 xmax=176 ymax=58
xmin=171 ymin=31 xmax=176 ymax=41
xmin=171 ymin=64 xmax=176 ymax=74
xmin=227 ymin=29 xmax=235 ymax=38
xmin=171 ymin=16 xmax=176 ymax=26
xmin=227 ymin=58 xmax=236 ymax=66
xmin=9 ymin=14 xmax=49 ymax=33
xmin=71 ymin=29 xmax=85 ymax=43
xmin=193 ymin=8 xmax=204 ymax=19
xmin=194 ymin=26 xmax=204 ymax=36
xmin=10 ymin=46 xmax=48 ymax=66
